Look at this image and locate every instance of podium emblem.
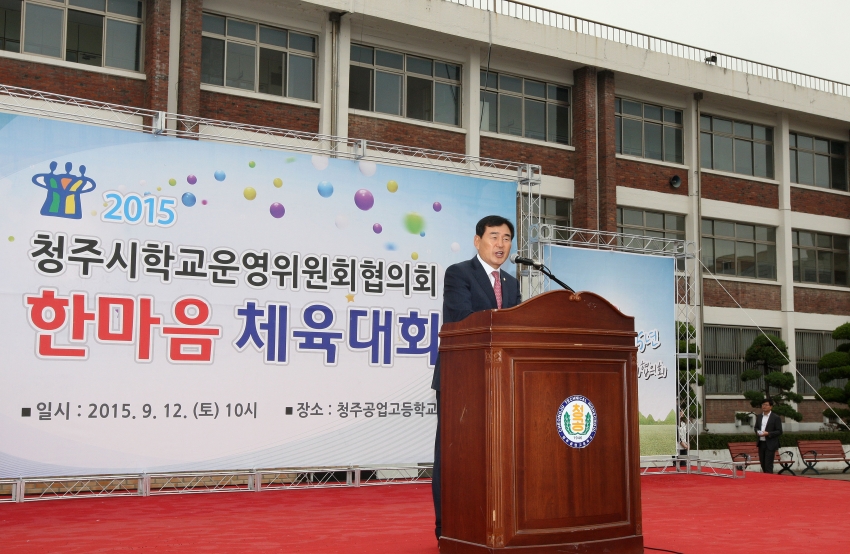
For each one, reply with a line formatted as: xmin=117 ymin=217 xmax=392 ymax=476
xmin=556 ymin=395 xmax=597 ymax=448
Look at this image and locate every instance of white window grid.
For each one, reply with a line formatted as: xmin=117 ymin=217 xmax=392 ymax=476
xmin=792 ymin=229 xmax=849 ymax=287
xmin=614 ymin=97 xmax=683 ymax=162
xmin=349 ymin=43 xmax=462 ymax=126
xmin=201 ymin=12 xmax=318 ymax=101
xmin=789 ymin=132 xmax=848 ymax=191
xmin=699 ymin=114 xmax=774 ymax=178
xmin=479 ymin=70 xmax=571 ymax=144
xmin=17 ymin=0 xmax=144 ymax=71
xmin=701 ymin=218 xmax=778 ymax=281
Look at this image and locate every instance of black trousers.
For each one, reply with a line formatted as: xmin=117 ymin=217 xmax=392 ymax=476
xmin=757 ymin=441 xmax=776 ymax=474
xmin=432 ymin=391 xmax=441 ymax=539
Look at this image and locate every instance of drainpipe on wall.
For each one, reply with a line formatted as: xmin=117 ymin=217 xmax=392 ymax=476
xmin=329 ymin=12 xmax=345 ymax=147
xmin=694 ymin=91 xmax=707 ymax=432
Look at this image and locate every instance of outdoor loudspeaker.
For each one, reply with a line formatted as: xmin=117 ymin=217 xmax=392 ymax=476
xmin=670 ymin=175 xmax=682 ymax=188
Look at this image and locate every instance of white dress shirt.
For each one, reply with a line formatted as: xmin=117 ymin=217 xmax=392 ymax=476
xmin=477 ymin=255 xmax=500 ymax=288
xmin=759 ymin=412 xmax=770 ymax=441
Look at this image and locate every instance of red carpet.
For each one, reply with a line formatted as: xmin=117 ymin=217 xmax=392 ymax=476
xmin=1 ymin=473 xmax=848 ymax=553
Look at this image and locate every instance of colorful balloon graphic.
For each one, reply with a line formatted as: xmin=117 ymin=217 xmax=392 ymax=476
xmin=249 ymin=161 xmax=256 ymax=168
xmin=270 ymin=203 xmax=285 ymax=218
xmin=387 ymin=180 xmax=398 ymax=193
xmin=202 ymin=200 xmax=208 ymax=205
xmin=385 ymin=243 xmax=397 ymax=251
xmin=139 ymin=180 xmax=146 ymax=186
xmin=286 ymin=157 xmax=296 ymax=163
xmin=420 ymin=231 xmax=426 ymax=237
xmin=411 ymin=252 xmax=419 ymax=260
xmin=317 ymin=181 xmax=334 ymax=198
xmin=359 ymin=160 xmax=377 ymax=177
xmin=354 ymin=189 xmax=374 ymax=211
xmin=403 ymin=212 xmax=426 ymax=234
xmin=335 ymin=215 xmax=349 ymax=229
xmin=187 ymin=175 xmax=197 ymax=184
xmin=214 ymin=170 xmax=226 ymax=181
xmin=451 ymin=242 xmax=461 ymax=252
xmin=156 ymin=187 xmax=161 ymax=191
xmin=168 ymin=178 xmax=176 ymax=186
xmin=243 ymin=187 xmax=257 ymax=200
xmin=181 ymin=193 xmax=196 ymax=207
xmin=311 ymin=155 xmax=329 ymax=170
xmin=372 ymin=223 xmax=383 ymax=234
xmin=273 ymin=178 xmax=283 ymax=188
xmin=433 ymin=202 xmax=442 ymax=212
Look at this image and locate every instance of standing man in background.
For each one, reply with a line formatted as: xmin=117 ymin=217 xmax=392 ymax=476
xmin=431 ymin=215 xmax=522 ymax=540
xmin=755 ymin=398 xmax=782 ymax=474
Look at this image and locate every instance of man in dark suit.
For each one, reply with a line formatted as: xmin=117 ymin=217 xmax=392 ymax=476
xmin=431 ymin=215 xmax=522 ymax=540
xmin=754 ymin=398 xmax=783 ymax=474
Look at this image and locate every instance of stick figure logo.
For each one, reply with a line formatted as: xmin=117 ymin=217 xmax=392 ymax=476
xmin=32 ymin=161 xmax=97 ymax=220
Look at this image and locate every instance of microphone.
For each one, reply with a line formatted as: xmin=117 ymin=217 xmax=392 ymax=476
xmin=510 ymin=253 xmax=543 ymax=268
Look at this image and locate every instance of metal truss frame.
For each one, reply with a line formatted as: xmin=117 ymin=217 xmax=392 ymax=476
xmin=640 ymin=456 xmax=743 ymax=479
xmin=529 ymin=225 xmax=704 ymax=464
xmin=516 ymin=165 xmax=544 ymax=297
xmin=4 ymin=466 xmax=433 ymax=502
xmin=0 ymin=84 xmax=525 ymax=182
xmin=12 ymin=474 xmax=143 ymax=502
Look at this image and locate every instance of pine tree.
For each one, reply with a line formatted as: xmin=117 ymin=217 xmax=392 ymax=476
xmin=816 ymin=322 xmax=850 ymax=424
xmin=741 ymin=334 xmax=803 ymax=421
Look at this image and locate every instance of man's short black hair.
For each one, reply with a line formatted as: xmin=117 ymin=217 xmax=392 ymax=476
xmin=476 ymin=215 xmax=514 ymax=239
xmin=762 ymin=398 xmax=775 ymax=407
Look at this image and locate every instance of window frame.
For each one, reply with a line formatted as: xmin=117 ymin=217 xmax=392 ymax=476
xmin=614 ymin=97 xmax=684 ymax=164
xmin=701 ymin=218 xmax=777 ymax=281
xmin=789 ymin=132 xmax=848 ymax=191
xmin=703 ymin=324 xmax=782 ymax=395
xmin=796 ymin=329 xmax=849 ymax=396
xmin=479 ymin=69 xmax=571 ymax=145
xmin=699 ymin=114 xmax=774 ymax=179
xmin=12 ymin=0 xmax=145 ymax=72
xmin=201 ymin=11 xmax=318 ymax=102
xmin=348 ymin=43 xmax=462 ymax=126
xmin=792 ymin=229 xmax=849 ymax=287
xmin=616 ymin=206 xmax=686 ymax=266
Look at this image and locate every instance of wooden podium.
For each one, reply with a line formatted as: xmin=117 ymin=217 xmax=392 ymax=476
xmin=438 ymin=290 xmax=643 ymax=553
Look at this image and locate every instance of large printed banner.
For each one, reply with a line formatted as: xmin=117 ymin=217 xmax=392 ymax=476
xmin=0 ymin=113 xmax=516 ymax=477
xmin=544 ymin=246 xmax=677 ymax=456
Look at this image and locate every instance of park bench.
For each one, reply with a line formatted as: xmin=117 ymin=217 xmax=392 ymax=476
xmin=797 ymin=440 xmax=850 ymax=475
xmin=727 ymin=442 xmax=795 ymax=475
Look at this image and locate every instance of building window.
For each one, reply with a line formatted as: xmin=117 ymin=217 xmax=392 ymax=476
xmin=201 ymin=13 xmax=317 ymax=101
xmin=796 ymin=330 xmax=849 ymax=396
xmin=703 ymin=325 xmax=781 ymax=395
xmin=7 ymin=0 xmax=143 ymax=70
xmin=349 ymin=44 xmax=461 ymax=126
xmin=615 ymin=98 xmax=683 ymax=163
xmin=792 ymin=230 xmax=848 ymax=286
xmin=701 ymin=219 xmax=776 ymax=280
xmin=0 ymin=0 xmax=22 ymax=52
xmin=617 ymin=207 xmax=685 ymax=266
xmin=479 ymin=71 xmax=570 ymax=144
xmin=700 ymin=115 xmax=773 ymax=178
xmin=790 ymin=133 xmax=847 ymax=191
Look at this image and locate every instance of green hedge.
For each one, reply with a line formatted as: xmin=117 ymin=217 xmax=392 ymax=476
xmin=692 ymin=432 xmax=850 ymax=450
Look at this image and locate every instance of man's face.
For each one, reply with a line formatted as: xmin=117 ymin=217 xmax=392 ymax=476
xmin=762 ymin=402 xmax=772 ymax=414
xmin=474 ymin=224 xmax=513 ymax=269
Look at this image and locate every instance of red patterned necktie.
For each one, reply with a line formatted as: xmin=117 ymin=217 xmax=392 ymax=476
xmin=492 ymin=270 xmax=502 ymax=309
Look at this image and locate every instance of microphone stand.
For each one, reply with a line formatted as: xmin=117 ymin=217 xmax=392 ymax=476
xmin=537 ymin=264 xmax=575 ymax=293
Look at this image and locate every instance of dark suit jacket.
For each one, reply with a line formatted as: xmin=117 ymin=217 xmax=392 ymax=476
xmin=754 ymin=412 xmax=783 ymax=451
xmin=431 ymin=256 xmax=522 ymax=391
